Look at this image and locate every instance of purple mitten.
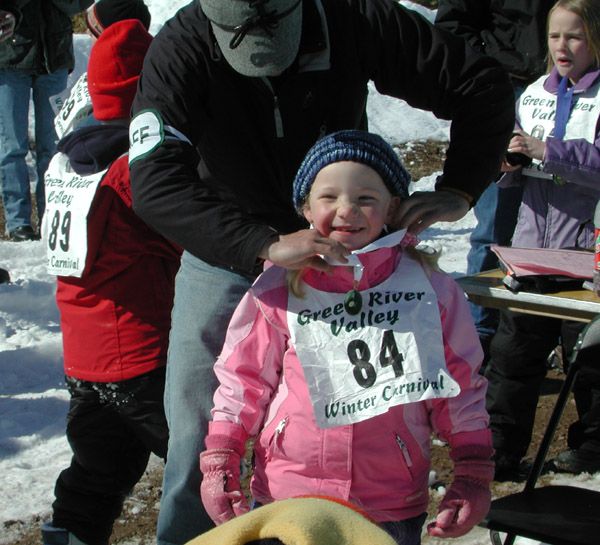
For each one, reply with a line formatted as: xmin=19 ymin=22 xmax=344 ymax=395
xmin=200 ymin=448 xmax=249 ymax=525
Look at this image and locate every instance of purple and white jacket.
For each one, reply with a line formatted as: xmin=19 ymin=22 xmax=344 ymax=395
xmin=501 ymin=67 xmax=600 ymax=249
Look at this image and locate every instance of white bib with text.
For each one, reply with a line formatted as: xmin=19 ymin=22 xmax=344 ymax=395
xmin=42 ymin=153 xmax=107 ymax=277
xmin=517 ymin=74 xmax=600 ymax=177
xmin=52 ymin=73 xmax=93 ymax=140
xmin=287 ymin=255 xmax=459 ymax=429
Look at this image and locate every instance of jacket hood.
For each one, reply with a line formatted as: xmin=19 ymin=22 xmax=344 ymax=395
xmin=57 ymin=124 xmax=129 ymax=176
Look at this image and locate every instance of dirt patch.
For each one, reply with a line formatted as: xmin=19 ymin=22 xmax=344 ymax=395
xmin=395 ymin=140 xmax=447 ymax=182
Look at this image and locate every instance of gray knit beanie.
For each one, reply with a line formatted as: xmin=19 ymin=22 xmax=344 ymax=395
xmin=292 ymin=130 xmax=410 ymax=210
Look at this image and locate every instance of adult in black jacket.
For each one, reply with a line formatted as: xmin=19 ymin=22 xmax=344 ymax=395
xmin=435 ymin=1 xmax=553 ymax=88
xmin=435 ymin=0 xmax=555 ymax=373
xmin=0 ymin=0 xmax=93 ymax=241
xmin=128 ymin=1 xmax=514 ymax=543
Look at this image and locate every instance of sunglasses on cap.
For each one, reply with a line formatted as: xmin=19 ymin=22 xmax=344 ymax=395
xmin=207 ymin=0 xmax=301 ymax=50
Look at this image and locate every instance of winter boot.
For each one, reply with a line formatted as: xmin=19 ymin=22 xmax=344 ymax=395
xmin=492 ymin=451 xmax=530 ymax=482
xmin=554 ymin=448 xmax=600 ymax=474
xmin=41 ymin=522 xmax=90 ymax=545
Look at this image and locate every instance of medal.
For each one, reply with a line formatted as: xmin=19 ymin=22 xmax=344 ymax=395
xmin=344 ymin=281 xmax=362 ymax=315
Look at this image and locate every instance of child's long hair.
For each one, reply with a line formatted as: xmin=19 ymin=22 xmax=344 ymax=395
xmin=546 ymin=0 xmax=600 ymax=72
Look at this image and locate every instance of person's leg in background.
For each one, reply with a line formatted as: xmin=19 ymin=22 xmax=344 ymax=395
xmin=32 ymin=68 xmax=67 ymax=225
xmin=556 ymin=320 xmax=600 ymax=473
xmin=117 ymin=366 xmax=169 ymax=461
xmin=47 ymin=378 xmax=152 ymax=545
xmin=157 ymin=251 xmax=252 ymax=545
xmin=485 ymin=311 xmax=560 ymax=481
xmin=0 ymin=69 xmax=35 ymax=238
xmin=466 ymin=82 xmax=525 ymax=368
xmin=466 ymin=182 xmax=523 ymax=366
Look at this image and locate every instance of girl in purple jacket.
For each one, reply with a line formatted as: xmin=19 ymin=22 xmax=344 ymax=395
xmin=199 ymin=130 xmax=494 ymax=544
xmin=486 ymin=0 xmax=600 ymax=481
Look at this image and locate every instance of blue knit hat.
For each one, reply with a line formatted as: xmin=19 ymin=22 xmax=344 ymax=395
xmin=292 ymin=130 xmax=411 ymax=210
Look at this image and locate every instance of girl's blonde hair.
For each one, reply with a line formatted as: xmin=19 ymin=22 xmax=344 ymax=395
xmin=287 ymin=245 xmax=441 ymax=298
xmin=546 ymin=0 xmax=600 ymax=72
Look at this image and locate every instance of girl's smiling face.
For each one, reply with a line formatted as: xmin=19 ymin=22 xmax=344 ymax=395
xmin=548 ymin=7 xmax=594 ymax=83
xmin=303 ymin=161 xmax=400 ymax=251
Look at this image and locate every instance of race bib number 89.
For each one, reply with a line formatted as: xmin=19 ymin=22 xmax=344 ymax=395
xmin=42 ymin=154 xmax=106 ymax=277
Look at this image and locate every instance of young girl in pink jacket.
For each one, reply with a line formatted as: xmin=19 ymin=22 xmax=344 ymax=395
xmin=200 ymin=130 xmax=493 ymax=544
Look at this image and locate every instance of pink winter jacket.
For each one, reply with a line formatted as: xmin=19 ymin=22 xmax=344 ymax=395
xmin=208 ymin=245 xmax=491 ymax=523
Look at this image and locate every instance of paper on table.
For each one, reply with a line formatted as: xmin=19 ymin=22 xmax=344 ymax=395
xmin=491 ymin=245 xmax=593 ymax=279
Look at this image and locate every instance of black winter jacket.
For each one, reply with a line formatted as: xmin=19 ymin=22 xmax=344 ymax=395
xmin=130 ymin=0 xmax=514 ymax=276
xmin=0 ymin=0 xmax=92 ymax=74
xmin=435 ymin=0 xmax=555 ymax=86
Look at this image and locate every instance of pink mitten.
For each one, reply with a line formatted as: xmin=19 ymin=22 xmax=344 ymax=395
xmin=427 ymin=452 xmax=493 ymax=539
xmin=427 ymin=476 xmax=491 ymax=538
xmin=200 ymin=448 xmax=250 ymax=525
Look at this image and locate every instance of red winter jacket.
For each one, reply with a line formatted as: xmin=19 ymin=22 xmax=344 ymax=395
xmin=52 ymin=126 xmax=181 ymax=382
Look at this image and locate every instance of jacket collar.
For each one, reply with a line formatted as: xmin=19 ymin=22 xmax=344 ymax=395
xmin=302 ymin=231 xmax=409 ymax=292
xmin=297 ymin=0 xmax=330 ymax=72
xmin=544 ymin=66 xmax=600 ymax=94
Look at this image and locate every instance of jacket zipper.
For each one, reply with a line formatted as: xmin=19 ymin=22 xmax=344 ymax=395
xmin=266 ymin=417 xmax=288 ymax=462
xmin=395 ymin=434 xmax=413 ymax=467
xmin=261 ymin=77 xmax=284 ymax=138
xmin=275 ymin=416 xmax=288 ymax=437
xmin=273 ymin=96 xmax=284 ymax=138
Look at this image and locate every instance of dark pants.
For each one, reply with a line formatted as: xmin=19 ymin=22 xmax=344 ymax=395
xmin=570 ymin=362 xmax=600 ymax=454
xmin=52 ymin=368 xmax=168 ymax=545
xmin=485 ymin=310 xmax=600 ymax=460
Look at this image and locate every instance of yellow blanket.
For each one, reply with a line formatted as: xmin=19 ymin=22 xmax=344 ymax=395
xmin=186 ymin=497 xmax=397 ymax=545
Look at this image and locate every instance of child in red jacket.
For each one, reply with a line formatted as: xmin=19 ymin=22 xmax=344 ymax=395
xmin=41 ymin=20 xmax=180 ymax=545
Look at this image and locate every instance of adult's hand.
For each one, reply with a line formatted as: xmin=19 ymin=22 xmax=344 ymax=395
xmin=260 ymin=229 xmax=349 ymax=272
xmin=391 ymin=190 xmax=470 ymax=235
xmin=0 ymin=10 xmax=15 ymax=43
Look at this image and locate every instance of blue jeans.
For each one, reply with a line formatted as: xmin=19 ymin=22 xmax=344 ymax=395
xmin=466 ymin=182 xmax=522 ymax=340
xmin=0 ymin=68 xmax=67 ymax=233
xmin=157 ymin=251 xmax=253 ymax=545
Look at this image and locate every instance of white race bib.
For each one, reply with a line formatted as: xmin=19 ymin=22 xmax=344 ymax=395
xmin=517 ymin=74 xmax=600 ymax=177
xmin=42 ymin=153 xmax=107 ymax=277
xmin=288 ymin=255 xmax=460 ymax=428
xmin=53 ymin=73 xmax=94 ymax=140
